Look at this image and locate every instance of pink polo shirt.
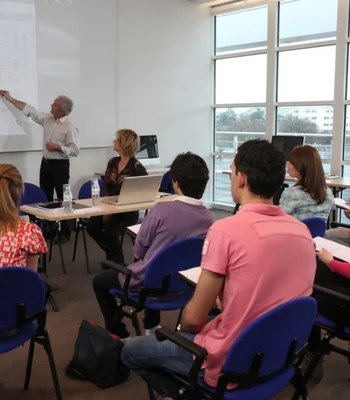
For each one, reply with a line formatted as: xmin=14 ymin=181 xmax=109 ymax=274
xmin=194 ymin=203 xmax=316 ymax=387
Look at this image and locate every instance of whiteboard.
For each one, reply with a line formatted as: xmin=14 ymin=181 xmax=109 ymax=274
xmin=0 ymin=0 xmax=118 ymax=152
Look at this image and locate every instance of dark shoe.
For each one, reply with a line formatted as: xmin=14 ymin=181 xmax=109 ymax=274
xmin=54 ymin=234 xmax=71 ymax=245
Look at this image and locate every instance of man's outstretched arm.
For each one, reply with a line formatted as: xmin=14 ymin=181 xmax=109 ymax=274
xmin=0 ymin=90 xmax=26 ymax=111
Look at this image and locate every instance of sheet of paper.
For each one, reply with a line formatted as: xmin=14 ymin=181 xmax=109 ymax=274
xmin=179 ymin=266 xmax=202 ymax=285
xmin=127 ymin=224 xmax=141 ymax=235
xmin=73 ymin=206 xmax=100 ymax=215
xmin=314 ymin=236 xmax=350 ymax=262
xmin=334 ymin=198 xmax=350 ymax=210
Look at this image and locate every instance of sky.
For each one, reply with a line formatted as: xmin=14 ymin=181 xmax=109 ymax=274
xmin=215 ymin=0 xmax=339 ymax=107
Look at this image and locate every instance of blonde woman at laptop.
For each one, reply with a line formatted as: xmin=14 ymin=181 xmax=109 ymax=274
xmin=87 ymin=129 xmax=147 ymax=266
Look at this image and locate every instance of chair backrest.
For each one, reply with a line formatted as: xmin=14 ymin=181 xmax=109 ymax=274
xmin=0 ymin=267 xmax=46 ymax=332
xmin=301 ymin=217 xmax=326 ymax=238
xmin=78 ymin=179 xmax=104 ymax=199
xmin=19 ymin=183 xmax=48 ymax=216
xmin=159 ymin=171 xmax=175 ymax=194
xmin=143 ymin=237 xmax=204 ymax=292
xmin=222 ymin=297 xmax=317 ymax=378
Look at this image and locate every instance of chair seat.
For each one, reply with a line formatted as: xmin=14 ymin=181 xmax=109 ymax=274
xmin=0 ymin=323 xmax=38 ymax=353
xmin=109 ymin=288 xmax=194 ymax=311
xmin=316 ymin=315 xmax=350 ymax=335
xmin=198 ymin=368 xmax=294 ymax=400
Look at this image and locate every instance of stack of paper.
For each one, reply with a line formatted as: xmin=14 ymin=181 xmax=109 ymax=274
xmin=179 ymin=266 xmax=202 ymax=285
xmin=314 ymin=236 xmax=350 ymax=262
xmin=334 ymin=198 xmax=350 ymax=210
xmin=127 ymin=224 xmax=141 ymax=236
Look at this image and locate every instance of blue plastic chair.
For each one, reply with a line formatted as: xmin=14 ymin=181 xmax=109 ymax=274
xmin=20 ymin=182 xmax=48 ymax=216
xmin=301 ymin=217 xmax=326 ymax=238
xmin=0 ymin=267 xmax=61 ymax=399
xmin=145 ymin=297 xmax=317 ymax=400
xmin=303 ymin=284 xmax=350 ymax=384
xmin=20 ymin=182 xmax=66 ymax=274
xmin=72 ymin=179 xmax=104 ymax=273
xmin=104 ymin=237 xmax=204 ymax=335
xmin=159 ymin=171 xmax=175 ymax=194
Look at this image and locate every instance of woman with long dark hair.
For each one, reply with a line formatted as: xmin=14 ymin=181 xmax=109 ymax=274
xmin=280 ymin=145 xmax=335 ymax=221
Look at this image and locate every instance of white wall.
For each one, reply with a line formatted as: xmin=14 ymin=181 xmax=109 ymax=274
xmin=1 ymin=0 xmax=213 ymax=199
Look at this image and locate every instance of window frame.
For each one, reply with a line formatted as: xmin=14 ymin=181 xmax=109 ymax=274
xmin=212 ymin=0 xmax=350 ymax=208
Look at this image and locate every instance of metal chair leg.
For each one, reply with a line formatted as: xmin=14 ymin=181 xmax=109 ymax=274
xmin=49 ymin=228 xmax=54 ymax=263
xmin=147 ymin=384 xmax=157 ymax=400
xmin=81 ymin=226 xmax=91 ymax=274
xmin=72 ymin=224 xmax=80 ymax=262
xmin=48 ymin=294 xmax=60 ymax=312
xmin=131 ymin=309 xmax=142 ymax=336
xmin=24 ymin=337 xmax=36 ymax=390
xmin=43 ymin=329 xmax=62 ymax=400
xmin=291 ymin=366 xmax=309 ymax=400
xmin=58 ymin=240 xmax=67 ymax=274
xmin=175 ymin=309 xmax=183 ymax=330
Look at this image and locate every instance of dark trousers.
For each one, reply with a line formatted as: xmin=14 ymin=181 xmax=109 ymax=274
xmin=93 ymin=269 xmax=161 ymax=338
xmin=86 ymin=212 xmax=138 ymax=264
xmin=309 ymin=259 xmax=350 ymax=352
xmin=40 ymin=158 xmax=71 ymax=235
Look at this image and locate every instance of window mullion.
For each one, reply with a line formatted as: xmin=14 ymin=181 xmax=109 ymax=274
xmin=331 ymin=0 xmax=349 ymax=175
xmin=265 ymin=0 xmax=278 ymax=142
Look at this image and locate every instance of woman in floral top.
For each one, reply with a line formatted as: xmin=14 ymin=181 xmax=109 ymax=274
xmin=0 ymin=164 xmax=47 ymax=270
xmin=87 ymin=129 xmax=147 ymax=266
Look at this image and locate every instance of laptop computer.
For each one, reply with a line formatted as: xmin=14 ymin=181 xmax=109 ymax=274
xmin=101 ymin=174 xmax=163 ymax=206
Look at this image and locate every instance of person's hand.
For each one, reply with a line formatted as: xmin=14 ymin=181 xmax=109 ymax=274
xmin=46 ymin=142 xmax=61 ymax=152
xmin=0 ymin=90 xmax=11 ymax=100
xmin=103 ymin=214 xmax=112 ymax=223
xmin=345 ymin=209 xmax=350 ymax=219
xmin=316 ymin=248 xmax=334 ymax=266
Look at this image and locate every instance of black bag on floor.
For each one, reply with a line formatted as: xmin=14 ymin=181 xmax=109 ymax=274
xmin=66 ymin=320 xmax=130 ymax=389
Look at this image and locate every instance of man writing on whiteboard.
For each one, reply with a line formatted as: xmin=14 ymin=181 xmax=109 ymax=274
xmin=0 ymin=90 xmax=80 ymax=244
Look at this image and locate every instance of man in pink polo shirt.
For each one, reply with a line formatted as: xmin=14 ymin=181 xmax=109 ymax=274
xmin=121 ymin=139 xmax=316 ymax=394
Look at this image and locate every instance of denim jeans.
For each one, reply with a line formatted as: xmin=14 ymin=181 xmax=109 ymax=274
xmin=121 ymin=332 xmax=197 ymax=380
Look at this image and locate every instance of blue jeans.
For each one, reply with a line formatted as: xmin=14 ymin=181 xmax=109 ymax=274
xmin=121 ymin=332 xmax=198 ymax=380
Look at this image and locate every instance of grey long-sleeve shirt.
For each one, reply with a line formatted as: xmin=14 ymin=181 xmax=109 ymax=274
xmin=23 ymin=104 xmax=79 ymax=159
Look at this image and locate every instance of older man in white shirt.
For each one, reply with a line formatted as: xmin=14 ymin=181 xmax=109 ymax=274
xmin=0 ymin=90 xmax=79 ymax=244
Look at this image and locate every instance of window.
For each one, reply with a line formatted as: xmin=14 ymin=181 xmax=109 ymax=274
xmin=215 ymin=6 xmax=268 ymax=55
xmin=215 ymin=55 xmax=267 ymax=104
xmin=278 ymin=0 xmax=337 ymax=46
xmin=277 ymin=106 xmax=333 ymax=160
xmin=214 ymin=5 xmax=268 ymax=204
xmin=212 ymin=0 xmax=349 ymax=207
xmin=215 ymin=108 xmax=266 ymax=152
xmin=277 ymin=46 xmax=336 ymax=102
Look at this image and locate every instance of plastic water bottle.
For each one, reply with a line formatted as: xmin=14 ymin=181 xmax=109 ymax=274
xmin=63 ymin=184 xmax=73 ymax=214
xmin=91 ymin=178 xmax=100 ymax=206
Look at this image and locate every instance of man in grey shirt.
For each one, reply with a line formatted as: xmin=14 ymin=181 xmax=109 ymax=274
xmin=0 ymin=90 xmax=79 ymax=243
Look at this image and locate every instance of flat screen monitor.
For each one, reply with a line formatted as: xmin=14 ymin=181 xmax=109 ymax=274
xmin=271 ymin=136 xmax=304 ymax=161
xmin=137 ymin=135 xmax=160 ymax=166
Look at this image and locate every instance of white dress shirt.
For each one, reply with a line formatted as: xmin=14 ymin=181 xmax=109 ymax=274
xmin=23 ymin=104 xmax=80 ymax=160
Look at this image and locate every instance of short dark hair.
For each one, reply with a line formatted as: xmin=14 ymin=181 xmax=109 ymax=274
xmin=234 ymin=139 xmax=285 ymax=199
xmin=170 ymin=152 xmax=209 ymax=199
